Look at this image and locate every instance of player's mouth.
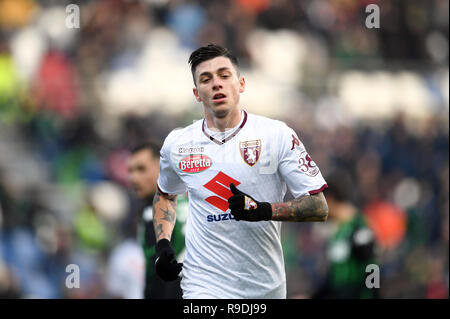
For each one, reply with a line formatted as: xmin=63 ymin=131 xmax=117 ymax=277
xmin=132 ymin=184 xmax=141 ymax=193
xmin=212 ymin=93 xmax=227 ymax=103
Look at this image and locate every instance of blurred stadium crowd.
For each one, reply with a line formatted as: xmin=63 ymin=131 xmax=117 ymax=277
xmin=0 ymin=0 xmax=448 ymax=298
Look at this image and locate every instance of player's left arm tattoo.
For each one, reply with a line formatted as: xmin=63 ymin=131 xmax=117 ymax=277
xmin=160 ymin=204 xmax=176 ymax=225
xmin=271 ymin=192 xmax=328 ymax=222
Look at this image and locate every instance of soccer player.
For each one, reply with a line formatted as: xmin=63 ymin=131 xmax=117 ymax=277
xmin=312 ymin=172 xmax=378 ymax=299
xmin=128 ymin=141 xmax=186 ymax=299
xmin=153 ymin=44 xmax=329 ymax=299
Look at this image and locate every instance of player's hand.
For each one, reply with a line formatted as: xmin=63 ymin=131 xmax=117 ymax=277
xmin=228 ymin=183 xmax=272 ymax=222
xmin=155 ymin=239 xmax=182 ymax=281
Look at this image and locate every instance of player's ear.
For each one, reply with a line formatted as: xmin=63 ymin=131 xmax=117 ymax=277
xmin=239 ymin=76 xmax=245 ymax=93
xmin=193 ymin=88 xmax=202 ymax=102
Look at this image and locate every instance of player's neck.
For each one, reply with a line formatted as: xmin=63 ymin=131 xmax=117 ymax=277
xmin=204 ymin=107 xmax=242 ymax=132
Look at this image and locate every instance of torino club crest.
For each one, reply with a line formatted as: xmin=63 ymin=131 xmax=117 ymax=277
xmin=239 ymin=140 xmax=261 ymax=167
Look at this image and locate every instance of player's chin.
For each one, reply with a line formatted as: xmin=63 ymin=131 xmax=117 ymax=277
xmin=210 ymin=102 xmax=231 ymax=118
xmin=134 ymin=188 xmax=145 ymax=198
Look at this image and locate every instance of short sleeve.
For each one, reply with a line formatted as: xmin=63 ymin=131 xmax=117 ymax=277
xmin=157 ymin=130 xmax=187 ymax=195
xmin=277 ymin=123 xmax=328 ymax=198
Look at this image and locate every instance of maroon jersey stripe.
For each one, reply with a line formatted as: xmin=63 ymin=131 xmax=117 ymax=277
xmin=308 ymin=184 xmax=328 ymax=195
xmin=202 ymin=110 xmax=248 ymax=145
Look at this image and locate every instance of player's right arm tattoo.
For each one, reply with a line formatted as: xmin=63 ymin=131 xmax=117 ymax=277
xmin=271 ymin=192 xmax=328 ymax=222
xmin=153 ymin=189 xmax=178 ymax=242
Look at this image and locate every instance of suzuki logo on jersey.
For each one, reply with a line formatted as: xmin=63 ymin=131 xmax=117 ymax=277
xmin=179 ymin=154 xmax=212 ymax=173
xmin=203 ymin=172 xmax=240 ymax=222
xmin=239 ymin=139 xmax=261 ymax=167
xmin=207 ymin=213 xmax=235 ymax=222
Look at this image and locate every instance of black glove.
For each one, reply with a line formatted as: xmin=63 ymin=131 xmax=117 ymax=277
xmin=155 ymin=239 xmax=182 ymax=281
xmin=228 ymin=183 xmax=272 ymax=222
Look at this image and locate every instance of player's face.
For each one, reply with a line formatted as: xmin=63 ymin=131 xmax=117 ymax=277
xmin=128 ymin=149 xmax=159 ymax=199
xmin=193 ymin=56 xmax=245 ymax=118
xmin=325 ymin=196 xmax=337 ymax=220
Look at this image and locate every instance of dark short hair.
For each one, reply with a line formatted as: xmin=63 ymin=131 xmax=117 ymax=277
xmin=188 ymin=44 xmax=239 ymax=85
xmin=130 ymin=139 xmax=162 ymax=158
xmin=324 ymin=170 xmax=354 ymax=203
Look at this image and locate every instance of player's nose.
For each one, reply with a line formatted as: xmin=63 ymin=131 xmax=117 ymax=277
xmin=211 ymin=76 xmax=223 ymax=90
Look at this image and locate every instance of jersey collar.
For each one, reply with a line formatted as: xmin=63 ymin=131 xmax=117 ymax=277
xmin=202 ymin=110 xmax=248 ymax=146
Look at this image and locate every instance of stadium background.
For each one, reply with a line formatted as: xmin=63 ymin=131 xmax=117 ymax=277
xmin=0 ymin=0 xmax=448 ymax=298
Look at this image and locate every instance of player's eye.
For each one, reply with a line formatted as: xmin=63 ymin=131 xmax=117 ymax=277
xmin=200 ymin=77 xmax=210 ymax=83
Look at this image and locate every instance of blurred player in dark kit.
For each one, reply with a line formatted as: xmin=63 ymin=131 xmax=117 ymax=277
xmin=313 ymin=171 xmax=378 ymax=299
xmin=128 ymin=141 xmax=186 ymax=299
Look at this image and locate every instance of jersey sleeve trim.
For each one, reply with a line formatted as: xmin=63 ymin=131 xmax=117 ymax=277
xmin=157 ymin=184 xmax=170 ymax=196
xmin=308 ymin=184 xmax=328 ymax=195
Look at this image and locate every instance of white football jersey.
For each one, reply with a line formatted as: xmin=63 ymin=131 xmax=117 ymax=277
xmin=157 ymin=111 xmax=327 ymax=299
